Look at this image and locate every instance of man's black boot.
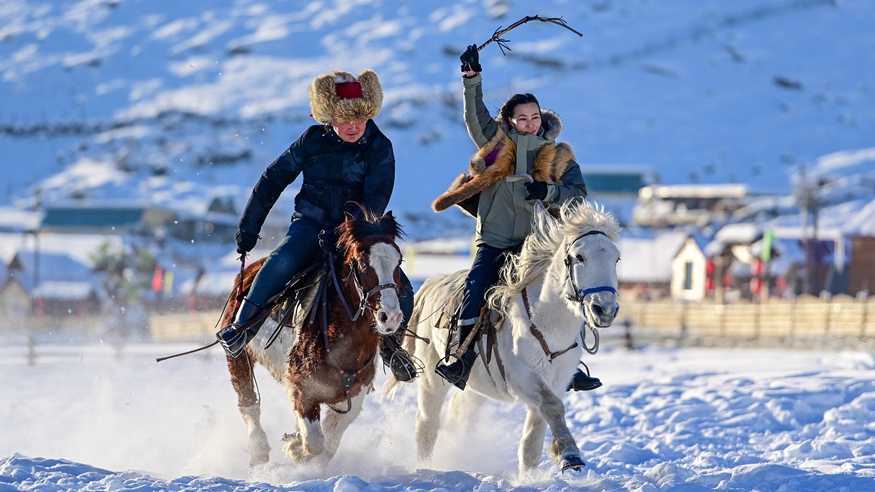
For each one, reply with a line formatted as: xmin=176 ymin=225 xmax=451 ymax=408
xmin=379 ymin=332 xmax=418 ymax=382
xmin=566 ymin=366 xmax=602 ymax=392
xmin=217 ymin=298 xmax=262 ymax=358
xmin=435 ymin=321 xmax=478 ymax=390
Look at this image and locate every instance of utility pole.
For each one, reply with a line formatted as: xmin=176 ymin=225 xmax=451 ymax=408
xmin=795 ymin=166 xmax=825 ymax=296
xmin=32 ymin=188 xmax=43 ymax=313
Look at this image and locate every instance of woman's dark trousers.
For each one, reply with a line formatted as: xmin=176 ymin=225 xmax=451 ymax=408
xmin=436 ymin=243 xmax=514 ymax=389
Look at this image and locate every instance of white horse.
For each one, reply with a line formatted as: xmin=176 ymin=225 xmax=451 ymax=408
xmin=388 ymin=200 xmax=621 ymax=476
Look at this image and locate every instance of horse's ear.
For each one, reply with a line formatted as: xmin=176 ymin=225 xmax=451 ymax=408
xmin=344 ymin=211 xmax=356 ymax=223
xmin=384 ymin=210 xmax=394 ymax=219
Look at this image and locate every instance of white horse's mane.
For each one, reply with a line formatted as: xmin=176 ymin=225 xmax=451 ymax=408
xmin=488 ymin=199 xmax=620 ymax=313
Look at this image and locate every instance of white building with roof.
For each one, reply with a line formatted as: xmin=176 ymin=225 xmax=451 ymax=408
xmin=671 ymin=234 xmax=710 ymax=301
xmin=617 ymin=231 xmax=688 ymax=299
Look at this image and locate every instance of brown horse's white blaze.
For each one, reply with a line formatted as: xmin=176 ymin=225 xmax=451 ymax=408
xmin=369 ymin=242 xmax=403 ymax=335
xmin=224 ymin=211 xmax=404 ymax=467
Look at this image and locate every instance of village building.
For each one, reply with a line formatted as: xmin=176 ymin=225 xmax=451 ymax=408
xmin=670 ymin=234 xmax=709 ymax=301
xmin=39 ymin=202 xmax=174 ymax=236
xmin=617 ymin=231 xmax=687 ymax=300
xmin=581 ymin=165 xmax=654 ymax=226
xmin=1 ymin=249 xmax=104 ymax=317
xmin=634 ymin=184 xmax=754 ymax=228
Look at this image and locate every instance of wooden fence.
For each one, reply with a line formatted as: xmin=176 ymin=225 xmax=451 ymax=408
xmin=2 ymin=336 xmax=215 ymax=366
xmin=623 ymin=295 xmax=875 ymax=340
xmin=149 ymin=311 xmax=221 ymax=341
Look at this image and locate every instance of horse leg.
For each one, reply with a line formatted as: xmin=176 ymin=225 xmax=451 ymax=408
xmin=518 ymin=407 xmax=547 ymax=474
xmin=446 ymin=390 xmax=486 ymax=435
xmin=283 ymin=393 xmax=326 ymax=464
xmin=320 ymin=390 xmax=366 ymax=461
xmin=517 ymin=379 xmax=581 ymax=469
xmin=227 ymin=353 xmax=270 ymax=466
xmin=415 ymin=372 xmax=451 ymax=463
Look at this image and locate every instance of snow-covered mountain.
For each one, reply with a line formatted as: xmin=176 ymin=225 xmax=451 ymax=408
xmin=1 ymin=0 xmax=874 ymax=217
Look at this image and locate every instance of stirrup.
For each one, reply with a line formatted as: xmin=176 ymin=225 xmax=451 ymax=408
xmin=434 ymin=353 xmax=474 ymax=390
xmin=217 ymin=324 xmax=249 ymax=358
xmin=386 ymin=350 xmax=420 ymax=382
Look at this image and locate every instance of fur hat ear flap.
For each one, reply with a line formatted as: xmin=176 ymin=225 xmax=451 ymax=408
xmin=308 ymin=69 xmax=383 ymax=124
xmin=356 ymin=69 xmax=383 ymax=118
xmin=309 ymin=73 xmax=341 ymax=124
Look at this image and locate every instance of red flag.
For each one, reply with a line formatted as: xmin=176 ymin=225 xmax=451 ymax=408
xmin=151 ymin=266 xmax=164 ymax=293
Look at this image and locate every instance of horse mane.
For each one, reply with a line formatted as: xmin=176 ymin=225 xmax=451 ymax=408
xmin=488 ymin=199 xmax=620 ymax=312
xmin=336 ymin=205 xmax=404 ymax=261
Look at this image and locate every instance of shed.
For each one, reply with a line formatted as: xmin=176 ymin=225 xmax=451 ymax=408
xmin=671 ymin=234 xmax=709 ymax=301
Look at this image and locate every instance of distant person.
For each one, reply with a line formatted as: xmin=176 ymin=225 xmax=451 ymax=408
xmin=216 ymin=69 xmax=417 ymax=382
xmin=430 ymin=44 xmax=601 ymax=391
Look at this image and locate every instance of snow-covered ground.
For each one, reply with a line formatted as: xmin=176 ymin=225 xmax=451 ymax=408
xmin=2 ymin=343 xmax=874 ymax=490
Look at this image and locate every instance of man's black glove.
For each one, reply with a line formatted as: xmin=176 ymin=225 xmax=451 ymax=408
xmin=460 ymin=44 xmax=482 ymax=73
xmin=235 ymin=230 xmax=259 ymax=254
xmin=525 ymin=181 xmax=549 ymax=201
xmin=343 ymin=202 xmax=366 ymax=222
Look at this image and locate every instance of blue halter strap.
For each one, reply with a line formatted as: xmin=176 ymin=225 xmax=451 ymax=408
xmin=579 ymin=285 xmax=617 ymax=297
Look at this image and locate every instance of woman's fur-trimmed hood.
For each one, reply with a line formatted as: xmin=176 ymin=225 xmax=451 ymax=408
xmin=309 ymin=69 xmax=383 ymax=124
xmin=432 ymin=110 xmax=575 ymax=212
xmin=541 ymin=110 xmax=562 ymax=140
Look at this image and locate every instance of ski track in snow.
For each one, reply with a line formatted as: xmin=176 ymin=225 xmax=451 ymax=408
xmin=1 ymin=345 xmax=874 ymax=491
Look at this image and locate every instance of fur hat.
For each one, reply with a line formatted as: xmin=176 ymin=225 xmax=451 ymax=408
xmin=308 ymin=69 xmax=383 ymax=124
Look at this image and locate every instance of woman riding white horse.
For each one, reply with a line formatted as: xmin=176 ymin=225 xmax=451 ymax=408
xmin=430 ymin=44 xmax=600 ymax=392
xmin=393 ymin=200 xmax=621 ymax=474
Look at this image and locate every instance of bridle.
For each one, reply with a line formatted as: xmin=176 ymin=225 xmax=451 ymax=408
xmin=344 ymin=246 xmax=401 ymax=322
xmin=561 ymin=229 xmax=619 ymax=354
xmin=563 ymin=230 xmax=618 ymax=304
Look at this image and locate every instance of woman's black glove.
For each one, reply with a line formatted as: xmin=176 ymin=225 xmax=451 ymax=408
xmin=235 ymin=230 xmax=259 ymax=254
xmin=460 ymin=44 xmax=482 ymax=73
xmin=525 ymin=181 xmax=549 ymax=201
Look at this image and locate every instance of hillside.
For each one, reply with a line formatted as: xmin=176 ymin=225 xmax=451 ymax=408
xmin=1 ymin=0 xmax=873 ymax=217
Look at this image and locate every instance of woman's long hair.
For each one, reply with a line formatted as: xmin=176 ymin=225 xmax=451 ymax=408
xmin=499 ymin=93 xmax=540 ymax=128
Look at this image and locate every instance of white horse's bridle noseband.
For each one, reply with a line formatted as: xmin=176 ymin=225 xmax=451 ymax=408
xmin=563 ymin=230 xmax=618 ymax=304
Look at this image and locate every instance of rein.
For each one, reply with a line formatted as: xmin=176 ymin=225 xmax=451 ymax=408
xmin=156 ymin=253 xmax=249 ymax=363
xmin=521 ymin=288 xmax=579 ymax=362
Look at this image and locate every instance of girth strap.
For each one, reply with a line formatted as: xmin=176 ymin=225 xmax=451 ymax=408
xmin=521 ymin=289 xmax=578 ymax=363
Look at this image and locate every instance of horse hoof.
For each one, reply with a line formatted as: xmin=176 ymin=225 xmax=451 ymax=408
xmin=282 ymin=432 xmax=309 ymax=464
xmin=249 ymin=444 xmax=270 ymax=467
xmin=249 ymin=432 xmax=270 ymax=466
xmin=560 ymin=454 xmax=586 ymax=473
xmin=249 ymin=454 xmax=269 ymax=467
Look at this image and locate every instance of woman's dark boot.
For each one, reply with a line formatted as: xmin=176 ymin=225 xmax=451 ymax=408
xmin=435 ymin=320 xmax=479 ymax=390
xmin=217 ymin=298 xmax=263 ymax=358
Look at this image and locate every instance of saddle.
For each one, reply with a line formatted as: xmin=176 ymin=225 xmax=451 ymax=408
xmin=255 ymin=227 xmax=363 ymax=351
xmin=253 ymin=262 xmax=326 ymax=349
xmin=433 ymin=270 xmax=507 ymax=383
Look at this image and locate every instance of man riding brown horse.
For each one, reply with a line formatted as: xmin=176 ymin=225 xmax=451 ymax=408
xmin=216 ymin=69 xmax=417 ymax=382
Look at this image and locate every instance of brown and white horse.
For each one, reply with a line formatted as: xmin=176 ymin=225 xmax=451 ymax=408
xmin=224 ymin=211 xmax=405 ymax=466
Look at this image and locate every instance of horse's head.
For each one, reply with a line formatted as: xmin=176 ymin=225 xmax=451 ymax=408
xmin=337 ymin=208 xmax=405 ymax=336
xmin=559 ymin=203 xmax=621 ymax=328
